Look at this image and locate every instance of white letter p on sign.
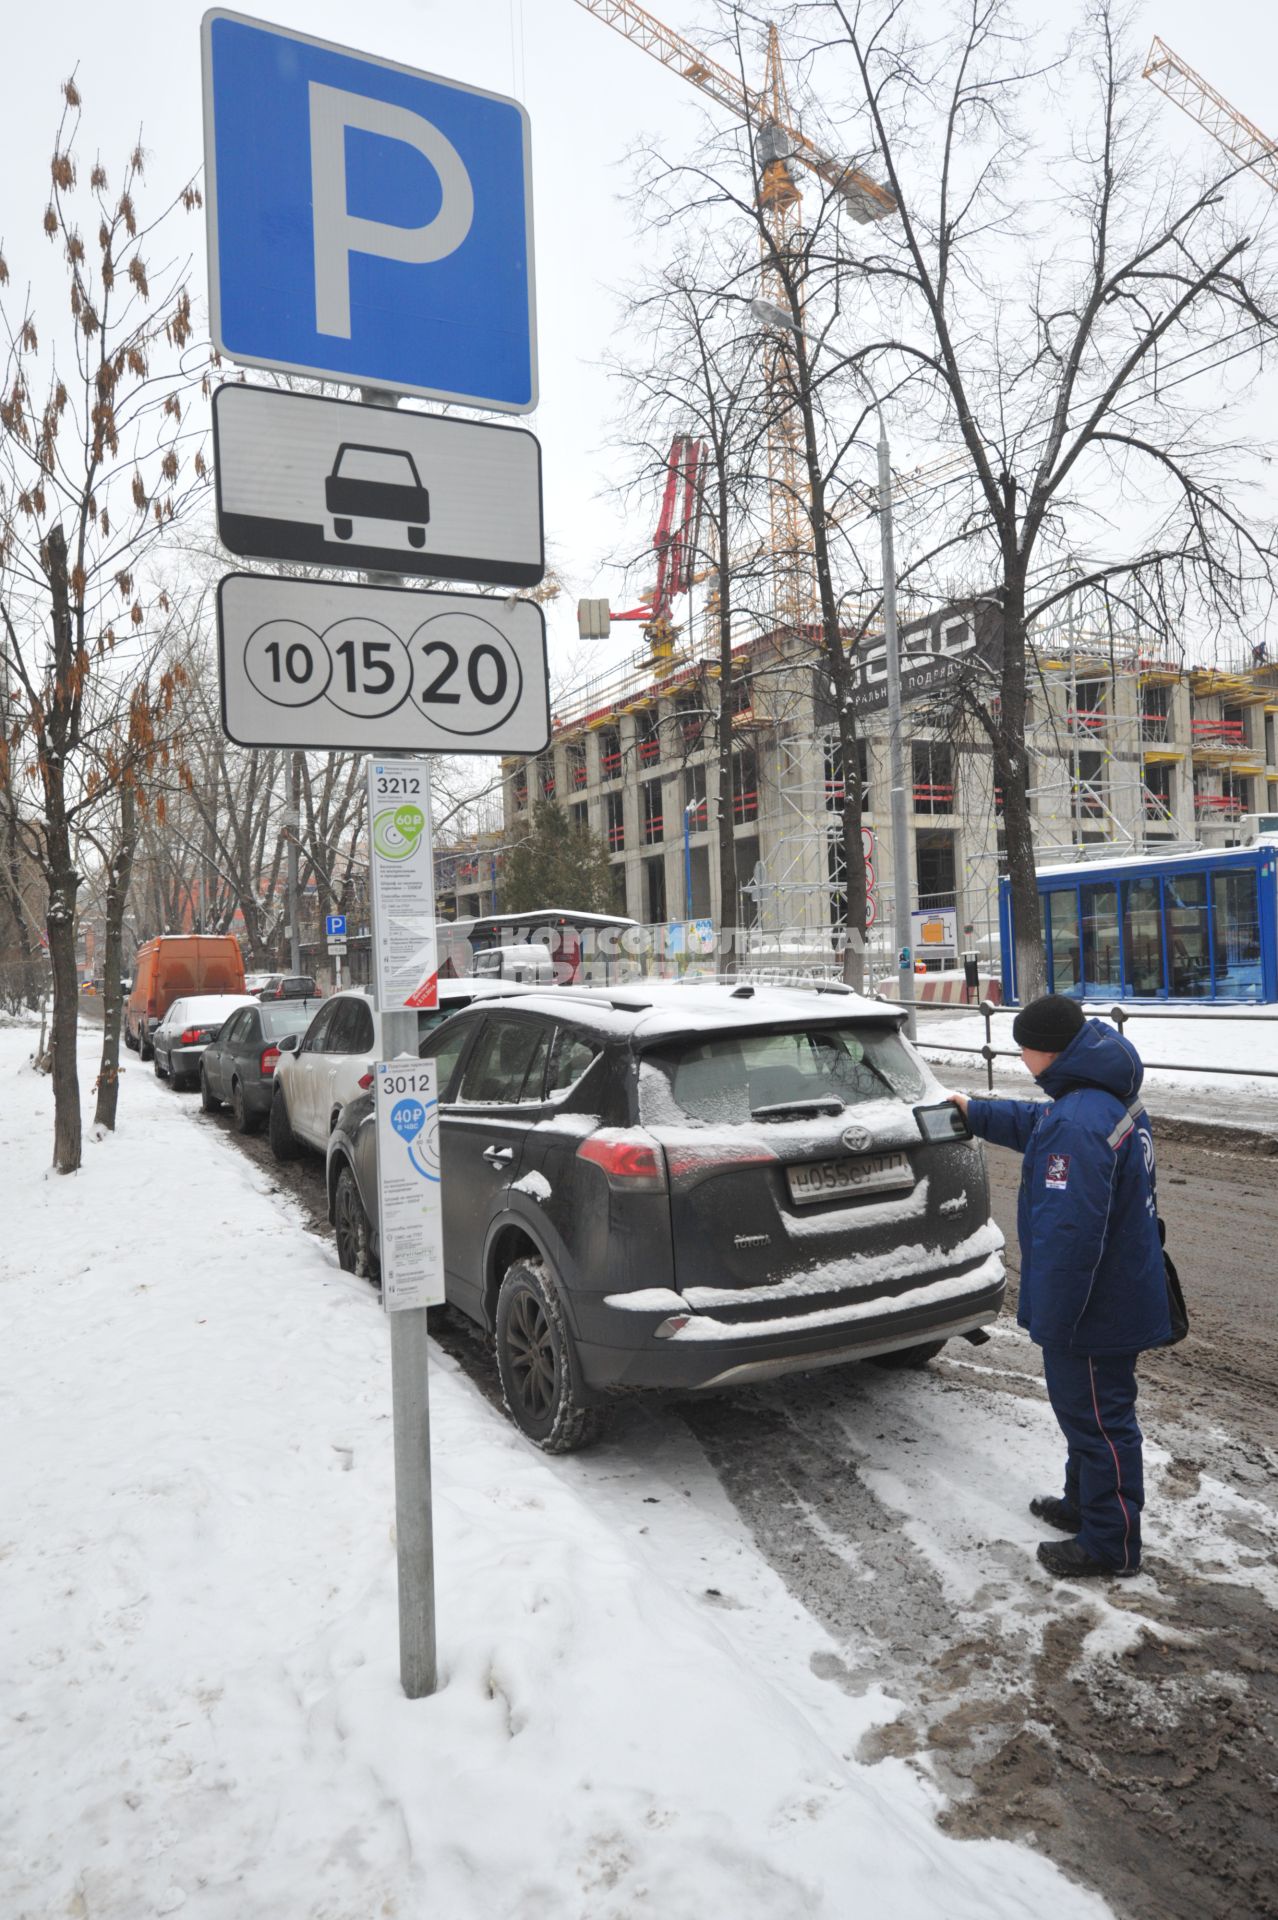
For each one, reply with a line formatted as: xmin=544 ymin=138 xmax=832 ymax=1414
xmin=309 ymin=83 xmax=475 ymax=338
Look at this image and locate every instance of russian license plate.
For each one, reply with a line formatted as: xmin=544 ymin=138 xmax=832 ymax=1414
xmin=786 ymin=1151 xmax=914 ymax=1205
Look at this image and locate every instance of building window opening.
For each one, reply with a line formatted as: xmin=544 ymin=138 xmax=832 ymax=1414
xmin=642 ymin=778 xmax=664 ymax=845
xmin=600 ymin=728 xmax=621 ymax=782
xmin=915 ymin=829 xmax=956 ymax=910
xmin=912 ymin=741 xmax=954 ymax=814
xmin=636 ymin=710 xmax=660 ymax=767
xmin=605 ymin=790 xmax=625 ymax=853
xmin=645 ymin=855 xmax=667 ymax=924
xmin=733 ymin=746 xmax=759 ymax=824
xmin=1070 ymin=679 xmax=1108 ymax=735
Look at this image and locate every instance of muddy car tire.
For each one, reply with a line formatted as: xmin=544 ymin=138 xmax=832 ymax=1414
xmin=872 ymin=1339 xmax=947 ymax=1371
xmin=232 ymin=1079 xmax=260 ymax=1136
xmin=200 ymin=1067 xmax=220 ymax=1113
xmin=333 ymin=1164 xmax=375 ymax=1280
xmin=495 ymin=1258 xmax=607 ymax=1455
xmin=268 ymin=1087 xmax=302 ymax=1162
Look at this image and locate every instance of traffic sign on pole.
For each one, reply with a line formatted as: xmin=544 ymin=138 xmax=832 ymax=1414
xmin=216 ymin=574 xmax=550 ymax=755
xmin=325 ymin=913 xmax=347 ymax=939
xmin=213 ymin=385 xmax=544 ymax=586
xmin=201 ymin=11 xmax=537 ymax=408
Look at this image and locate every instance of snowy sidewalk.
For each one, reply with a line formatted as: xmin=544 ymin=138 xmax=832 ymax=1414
xmin=0 ymin=1024 xmax=1113 ymax=1920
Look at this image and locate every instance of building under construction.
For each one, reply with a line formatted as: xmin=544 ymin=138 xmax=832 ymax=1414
xmin=447 ymin=610 xmax=1277 ymax=973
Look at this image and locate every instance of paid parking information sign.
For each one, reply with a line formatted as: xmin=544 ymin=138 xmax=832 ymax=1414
xmin=368 ymin=759 xmax=439 ymax=1012
xmin=375 ymin=1060 xmax=444 ymax=1310
xmin=201 ymin=10 xmax=536 ymax=409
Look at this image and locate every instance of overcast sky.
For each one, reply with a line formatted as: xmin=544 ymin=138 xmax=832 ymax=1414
xmin=4 ymin=0 xmax=1278 ymax=680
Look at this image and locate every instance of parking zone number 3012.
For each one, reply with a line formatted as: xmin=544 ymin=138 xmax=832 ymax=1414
xmin=243 ymin=608 xmax=523 ymax=739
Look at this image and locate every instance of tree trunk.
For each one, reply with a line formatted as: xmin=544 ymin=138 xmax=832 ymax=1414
xmin=714 ymin=500 xmax=738 ymax=975
xmin=792 ymin=372 xmax=869 ymax=991
xmin=94 ymin=784 xmax=138 ymax=1131
xmin=43 ymin=526 xmax=82 ymax=1174
xmin=1 ymin=803 xmax=41 ymax=1009
xmin=46 ymin=889 xmax=81 ymax=1171
xmin=998 ymin=570 xmax=1047 ymax=1002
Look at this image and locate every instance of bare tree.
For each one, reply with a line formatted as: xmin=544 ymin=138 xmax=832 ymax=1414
xmin=785 ymin=0 xmax=1278 ymax=994
xmin=0 ymin=80 xmax=208 ymax=1167
xmin=610 ymin=245 xmax=774 ymax=963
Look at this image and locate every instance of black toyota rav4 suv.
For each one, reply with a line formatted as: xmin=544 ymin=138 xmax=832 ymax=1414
xmin=326 ymin=982 xmax=1005 ymax=1451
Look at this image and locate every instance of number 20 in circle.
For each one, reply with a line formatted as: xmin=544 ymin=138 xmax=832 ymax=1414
xmin=410 ymin=612 xmax=523 ymax=737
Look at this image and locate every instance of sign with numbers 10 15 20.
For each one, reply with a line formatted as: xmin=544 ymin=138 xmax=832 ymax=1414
xmin=215 ymin=572 xmax=550 ymax=755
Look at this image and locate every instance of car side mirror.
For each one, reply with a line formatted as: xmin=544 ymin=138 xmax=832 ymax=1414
xmin=277 ymin=1033 xmax=300 ymax=1054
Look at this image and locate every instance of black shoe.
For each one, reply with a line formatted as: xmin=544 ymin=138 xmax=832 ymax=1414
xmin=1037 ymin=1538 xmax=1138 ymax=1580
xmin=1030 ymin=1495 xmax=1081 ymax=1534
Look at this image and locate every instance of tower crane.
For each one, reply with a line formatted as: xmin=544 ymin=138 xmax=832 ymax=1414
xmin=572 ymin=1 xmax=897 ymax=626
xmin=1143 ymin=38 xmax=1278 ymax=196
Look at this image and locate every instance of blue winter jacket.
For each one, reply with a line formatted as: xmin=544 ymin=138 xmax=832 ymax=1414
xmin=966 ymin=1020 xmax=1171 ymax=1355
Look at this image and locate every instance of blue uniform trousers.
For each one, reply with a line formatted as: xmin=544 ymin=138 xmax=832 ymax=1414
xmin=1041 ymin=1347 xmax=1144 ymax=1572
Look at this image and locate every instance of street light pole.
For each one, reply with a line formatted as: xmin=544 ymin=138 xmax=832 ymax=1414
xmin=747 ymin=300 xmax=914 ymax=1034
xmin=873 ymin=416 xmax=916 ymax=1040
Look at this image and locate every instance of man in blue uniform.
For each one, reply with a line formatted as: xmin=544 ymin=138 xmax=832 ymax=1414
xmin=952 ymin=995 xmax=1170 ymax=1579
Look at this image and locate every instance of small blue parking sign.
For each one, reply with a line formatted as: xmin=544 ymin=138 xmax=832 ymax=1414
xmin=325 ymin=913 xmax=347 ymax=939
xmin=201 ymin=11 xmax=537 ymax=410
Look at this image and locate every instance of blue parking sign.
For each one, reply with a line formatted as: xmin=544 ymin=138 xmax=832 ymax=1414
xmin=201 ymin=11 xmax=537 ymax=410
xmin=325 ymin=913 xmax=347 ymax=939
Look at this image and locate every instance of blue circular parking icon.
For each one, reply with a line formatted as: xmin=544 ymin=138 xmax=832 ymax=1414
xmin=391 ymin=1099 xmax=426 ymax=1141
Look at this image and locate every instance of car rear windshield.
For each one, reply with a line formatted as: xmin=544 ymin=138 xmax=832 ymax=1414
xmin=261 ymin=1002 xmax=317 ymax=1038
xmin=640 ymin=1022 xmax=927 ymax=1126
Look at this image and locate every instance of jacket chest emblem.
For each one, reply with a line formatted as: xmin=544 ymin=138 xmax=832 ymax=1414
xmin=1045 ymin=1153 xmax=1070 ymax=1189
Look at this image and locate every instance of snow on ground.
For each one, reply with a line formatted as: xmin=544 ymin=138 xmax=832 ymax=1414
xmin=0 ymin=1023 xmax=1113 ymax=1920
xmin=914 ymin=1002 xmax=1278 ymax=1130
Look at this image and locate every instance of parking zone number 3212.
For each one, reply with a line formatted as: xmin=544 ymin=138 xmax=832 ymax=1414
xmin=243 ymin=607 xmax=523 ymax=739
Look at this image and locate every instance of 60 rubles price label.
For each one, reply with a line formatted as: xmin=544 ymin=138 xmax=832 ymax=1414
xmin=216 ymin=574 xmax=549 ymax=755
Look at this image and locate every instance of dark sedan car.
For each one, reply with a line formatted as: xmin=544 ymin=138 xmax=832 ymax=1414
xmin=257 ymin=973 xmax=320 ymax=1002
xmin=326 ymin=983 xmax=1005 ymax=1454
xmin=200 ymin=998 xmax=319 ymax=1132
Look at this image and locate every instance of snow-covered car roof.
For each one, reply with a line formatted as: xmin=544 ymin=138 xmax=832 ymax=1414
xmin=164 ymin=994 xmax=257 ymax=1023
xmin=493 ymin=980 xmax=904 ymax=1045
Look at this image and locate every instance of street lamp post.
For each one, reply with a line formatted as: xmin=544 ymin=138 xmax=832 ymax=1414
xmin=749 ymin=301 xmax=915 ymax=1033
xmin=683 ymin=798 xmax=696 ymax=922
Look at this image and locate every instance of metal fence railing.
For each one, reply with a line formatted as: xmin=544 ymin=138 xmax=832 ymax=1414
xmin=910 ymin=999 xmax=1278 ymax=1092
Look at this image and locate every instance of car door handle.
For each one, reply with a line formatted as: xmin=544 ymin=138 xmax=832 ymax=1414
xmin=482 ymin=1145 xmax=514 ymax=1166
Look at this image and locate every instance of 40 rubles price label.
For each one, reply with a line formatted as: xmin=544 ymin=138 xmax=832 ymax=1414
xmin=216 ymin=573 xmax=550 ymax=755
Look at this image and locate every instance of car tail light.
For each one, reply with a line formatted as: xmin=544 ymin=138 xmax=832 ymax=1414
xmin=664 ymin=1142 xmax=778 ymax=1180
xmin=357 ymin=1071 xmax=374 ymax=1091
xmin=577 ymin=1131 xmax=667 ymax=1192
xmin=180 ymin=1027 xmax=203 ymax=1045
xmin=259 ymin=1046 xmax=280 ymax=1076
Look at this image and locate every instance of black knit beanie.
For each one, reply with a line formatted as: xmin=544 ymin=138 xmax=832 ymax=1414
xmin=1011 ymin=993 xmax=1086 ymax=1053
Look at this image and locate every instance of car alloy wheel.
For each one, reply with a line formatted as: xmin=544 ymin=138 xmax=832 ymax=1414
xmin=153 ymin=1049 xmax=165 ymax=1079
xmin=494 ymin=1258 xmax=606 ymax=1455
xmin=333 ymin=1164 xmax=374 ymax=1280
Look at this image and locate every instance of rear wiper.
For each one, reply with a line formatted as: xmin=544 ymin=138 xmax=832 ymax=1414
xmin=750 ymin=1096 xmax=846 ymax=1118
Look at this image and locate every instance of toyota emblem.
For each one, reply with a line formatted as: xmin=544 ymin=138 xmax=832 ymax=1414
xmin=842 ymin=1125 xmax=873 ymax=1154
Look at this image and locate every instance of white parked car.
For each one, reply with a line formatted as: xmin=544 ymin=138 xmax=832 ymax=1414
xmin=151 ymin=993 xmax=257 ymax=1090
xmin=268 ymin=980 xmax=530 ymax=1159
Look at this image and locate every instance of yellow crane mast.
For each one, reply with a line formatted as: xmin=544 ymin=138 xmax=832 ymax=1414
xmin=1143 ymin=37 xmax=1278 ymax=196
xmin=572 ymin=0 xmax=897 ymax=627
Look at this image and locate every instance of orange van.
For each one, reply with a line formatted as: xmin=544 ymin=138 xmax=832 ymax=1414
xmin=125 ymin=935 xmax=247 ymax=1058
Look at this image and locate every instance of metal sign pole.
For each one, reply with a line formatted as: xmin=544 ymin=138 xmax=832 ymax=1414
xmin=365 ymin=384 xmax=437 ymax=1702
